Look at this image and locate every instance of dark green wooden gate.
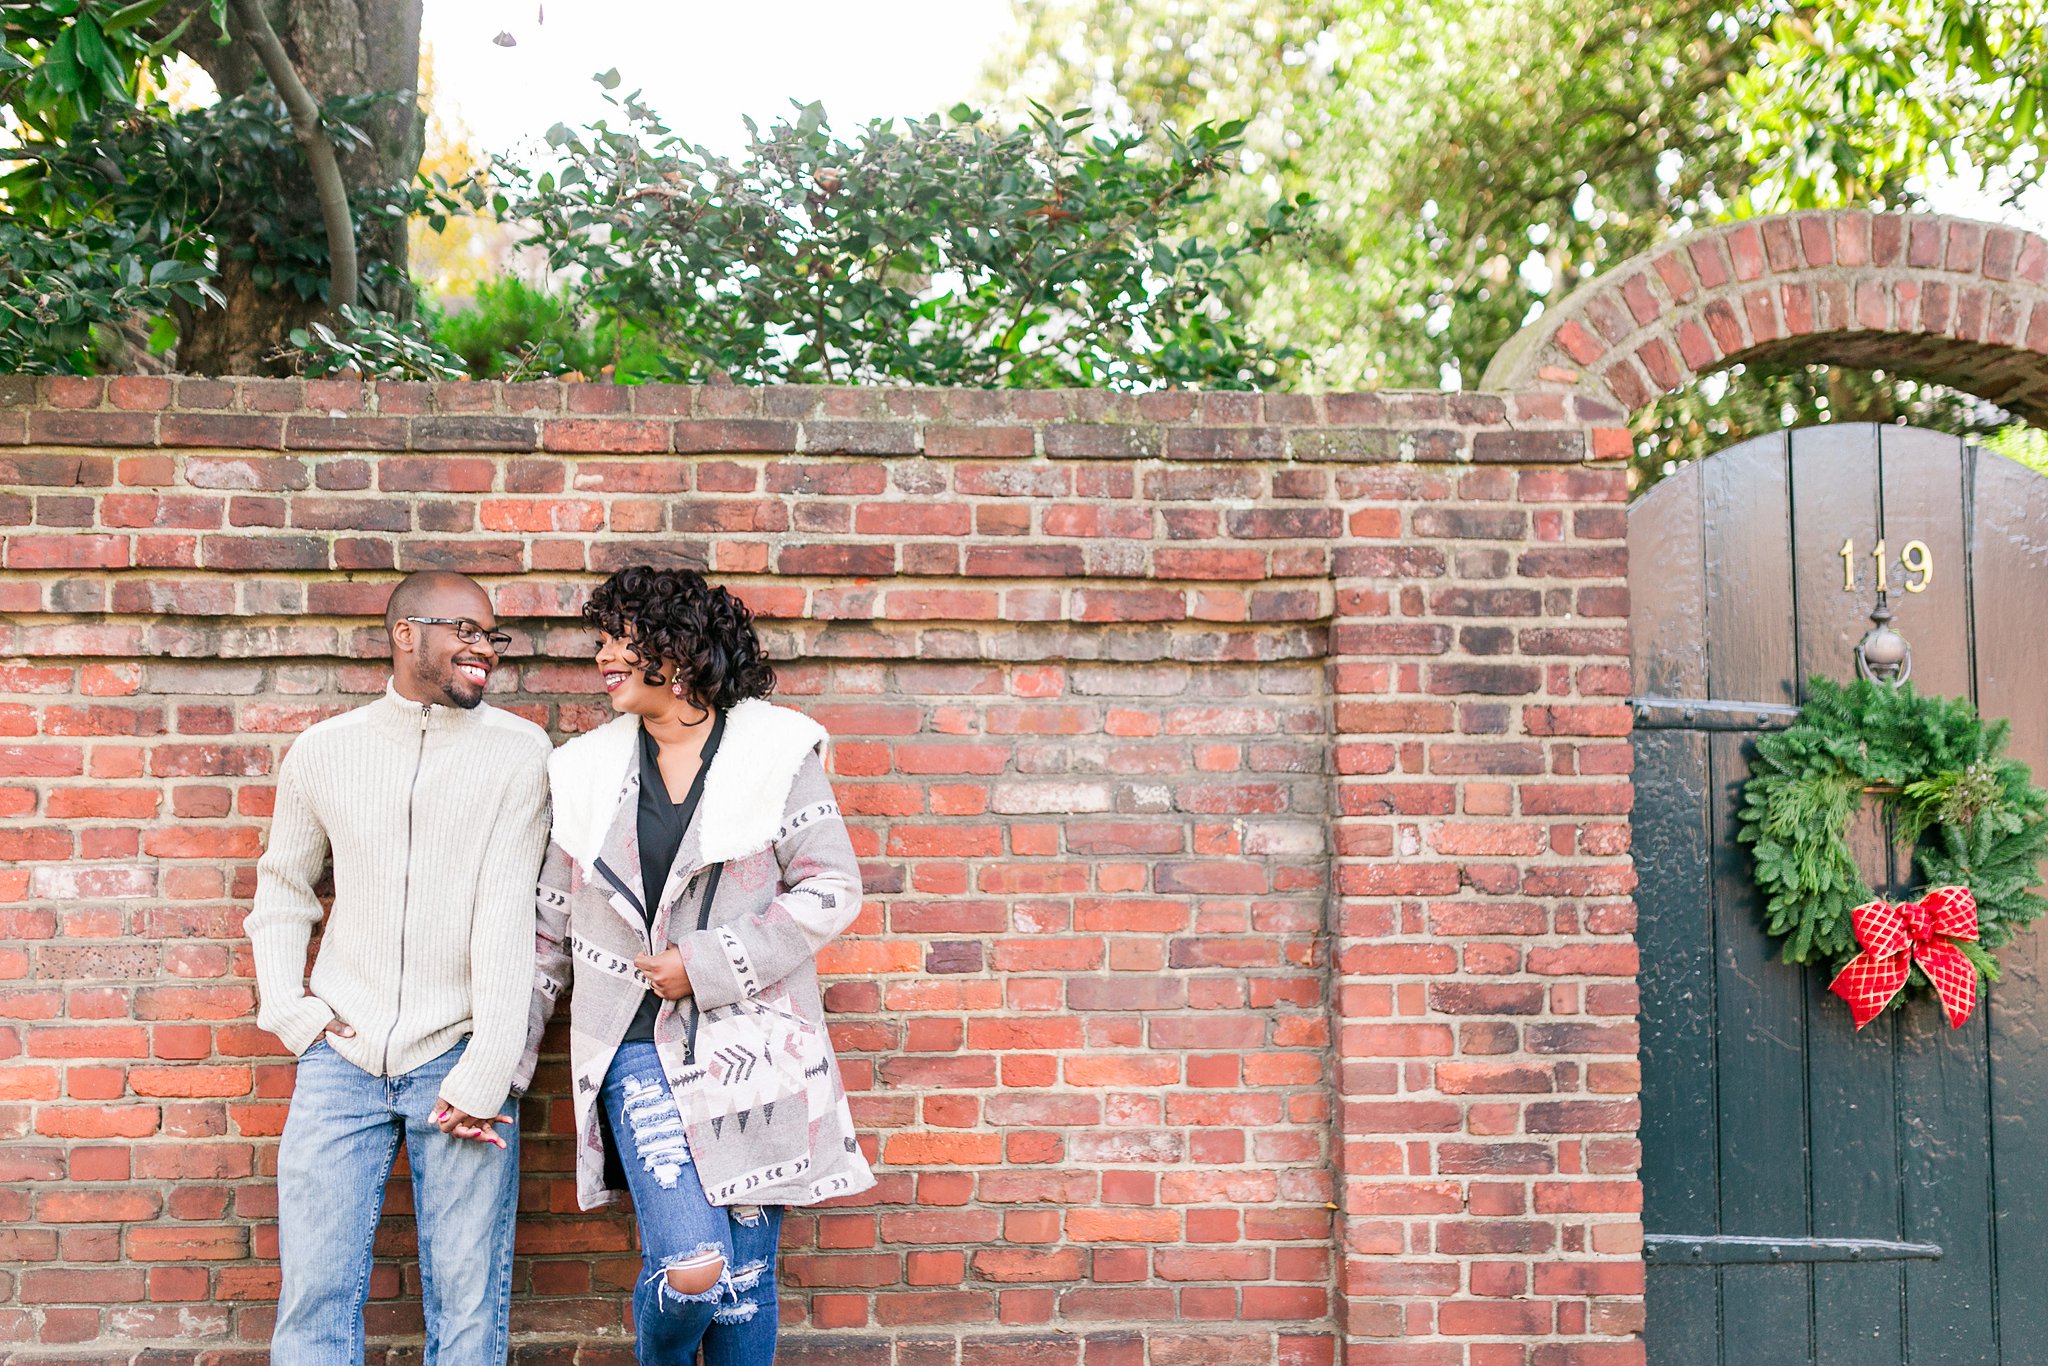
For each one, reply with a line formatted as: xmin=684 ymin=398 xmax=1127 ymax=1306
xmin=1630 ymin=424 xmax=2048 ymax=1363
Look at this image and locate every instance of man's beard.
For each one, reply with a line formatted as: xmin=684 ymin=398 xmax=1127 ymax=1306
xmin=427 ymin=656 xmax=488 ymax=709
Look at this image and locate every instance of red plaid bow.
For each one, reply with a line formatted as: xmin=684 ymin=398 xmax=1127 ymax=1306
xmin=1828 ymin=886 xmax=1980 ymax=1029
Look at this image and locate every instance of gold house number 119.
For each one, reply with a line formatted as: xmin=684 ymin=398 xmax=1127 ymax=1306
xmin=1839 ymin=537 xmax=1933 ymax=593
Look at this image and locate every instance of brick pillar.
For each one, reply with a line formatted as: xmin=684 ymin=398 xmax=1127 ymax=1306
xmin=1328 ymin=451 xmax=1645 ymax=1364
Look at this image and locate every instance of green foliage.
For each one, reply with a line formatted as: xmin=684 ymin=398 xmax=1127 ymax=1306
xmin=0 ymin=90 xmax=418 ymax=372
xmin=1630 ymin=363 xmax=2004 ymax=484
xmin=0 ymin=98 xmax=222 ymax=371
xmin=1737 ymin=676 xmax=2048 ymax=985
xmin=1736 ymin=0 xmax=2048 ymax=212
xmin=0 ymin=216 xmax=213 ymax=372
xmin=488 ymin=82 xmax=1310 ymax=388
xmin=988 ymin=0 xmax=2048 ymax=458
xmin=0 ymin=0 xmax=222 ymax=137
xmin=3 ymin=2 xmax=434 ymax=374
xmin=1982 ymin=423 xmax=2048 ymax=475
xmin=988 ymin=0 xmax=1757 ymax=391
xmin=288 ymin=304 xmax=467 ymax=381
xmin=10 ymin=0 xmax=2045 ymax=408
xmin=0 ymin=3 xmax=233 ymax=370
xmin=425 ymin=277 xmax=665 ymax=381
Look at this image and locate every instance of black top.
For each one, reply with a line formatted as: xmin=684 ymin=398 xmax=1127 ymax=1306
xmin=622 ymin=708 xmax=724 ymax=1043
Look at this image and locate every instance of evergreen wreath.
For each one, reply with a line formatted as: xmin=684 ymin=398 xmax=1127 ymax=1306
xmin=1737 ymin=676 xmax=2048 ymax=993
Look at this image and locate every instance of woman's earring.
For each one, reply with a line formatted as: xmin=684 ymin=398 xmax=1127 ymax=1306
xmin=671 ymin=679 xmax=684 ymax=696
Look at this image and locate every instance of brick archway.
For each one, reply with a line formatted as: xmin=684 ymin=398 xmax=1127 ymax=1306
xmin=1482 ymin=210 xmax=2048 ymax=422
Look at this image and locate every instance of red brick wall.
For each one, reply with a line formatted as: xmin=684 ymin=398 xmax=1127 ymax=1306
xmin=0 ymin=374 xmax=1641 ymax=1365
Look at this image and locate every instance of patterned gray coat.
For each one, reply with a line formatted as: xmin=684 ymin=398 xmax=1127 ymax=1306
xmin=513 ymin=699 xmax=876 ymax=1211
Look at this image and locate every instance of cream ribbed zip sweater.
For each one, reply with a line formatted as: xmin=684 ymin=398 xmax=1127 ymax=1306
xmin=248 ymin=681 xmax=551 ymax=1117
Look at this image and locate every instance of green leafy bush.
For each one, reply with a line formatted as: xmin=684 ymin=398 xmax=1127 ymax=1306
xmin=425 ymin=277 xmax=665 ymax=381
xmin=289 ymin=304 xmax=467 ymax=380
xmin=485 ymin=78 xmax=1309 ymax=388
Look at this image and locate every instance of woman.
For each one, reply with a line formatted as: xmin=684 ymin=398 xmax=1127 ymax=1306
xmin=513 ymin=566 xmax=874 ymax=1362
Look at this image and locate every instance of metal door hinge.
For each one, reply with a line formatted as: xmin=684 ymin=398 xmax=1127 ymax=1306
xmin=1631 ymin=696 xmax=1801 ymax=731
xmin=1644 ymin=1233 xmax=1943 ymax=1265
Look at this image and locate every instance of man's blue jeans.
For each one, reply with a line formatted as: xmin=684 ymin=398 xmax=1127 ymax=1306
xmin=601 ymin=1040 xmax=784 ymax=1364
xmin=272 ymin=1036 xmax=520 ymax=1365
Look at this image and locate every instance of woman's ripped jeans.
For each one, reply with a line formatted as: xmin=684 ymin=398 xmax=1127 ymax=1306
xmin=600 ymin=1041 xmax=784 ymax=1364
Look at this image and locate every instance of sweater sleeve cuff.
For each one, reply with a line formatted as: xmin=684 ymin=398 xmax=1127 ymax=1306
xmin=264 ymin=997 xmax=335 ymax=1058
xmin=437 ymin=1053 xmax=513 ymax=1120
xmin=678 ymin=926 xmax=750 ymax=1010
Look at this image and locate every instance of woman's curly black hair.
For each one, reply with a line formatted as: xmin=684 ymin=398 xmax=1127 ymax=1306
xmin=582 ymin=566 xmax=775 ymax=707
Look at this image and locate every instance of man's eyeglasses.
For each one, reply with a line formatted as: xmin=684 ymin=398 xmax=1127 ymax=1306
xmin=405 ymin=617 xmax=513 ymax=652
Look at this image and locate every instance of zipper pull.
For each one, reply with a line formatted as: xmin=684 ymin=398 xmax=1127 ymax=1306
xmin=419 ymin=703 xmax=431 ymax=729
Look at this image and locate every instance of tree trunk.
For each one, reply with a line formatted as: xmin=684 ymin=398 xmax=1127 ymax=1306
xmin=172 ymin=0 xmax=424 ymax=376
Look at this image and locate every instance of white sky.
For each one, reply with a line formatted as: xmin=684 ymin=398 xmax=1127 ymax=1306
xmin=421 ymin=0 xmax=1021 ymax=159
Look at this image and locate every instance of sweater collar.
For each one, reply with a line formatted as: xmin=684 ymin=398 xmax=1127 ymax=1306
xmin=375 ymin=678 xmax=490 ymax=733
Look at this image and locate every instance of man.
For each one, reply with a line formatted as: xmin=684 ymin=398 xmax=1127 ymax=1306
xmin=248 ymin=570 xmax=550 ymax=1364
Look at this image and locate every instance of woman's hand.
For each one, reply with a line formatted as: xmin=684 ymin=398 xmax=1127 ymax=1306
xmin=431 ymin=1098 xmax=511 ymax=1149
xmin=634 ymin=946 xmax=695 ymax=1001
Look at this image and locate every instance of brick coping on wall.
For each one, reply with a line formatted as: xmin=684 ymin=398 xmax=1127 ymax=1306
xmin=2 ymin=373 xmax=1628 ymax=467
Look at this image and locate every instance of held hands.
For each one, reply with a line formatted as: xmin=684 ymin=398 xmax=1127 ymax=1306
xmin=432 ymin=1098 xmax=511 ymax=1149
xmin=633 ymin=946 xmax=695 ymax=1001
xmin=322 ymin=1016 xmax=508 ymax=1150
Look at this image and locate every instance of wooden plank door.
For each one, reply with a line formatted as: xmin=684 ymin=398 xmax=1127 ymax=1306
xmin=1629 ymin=425 xmax=2048 ymax=1364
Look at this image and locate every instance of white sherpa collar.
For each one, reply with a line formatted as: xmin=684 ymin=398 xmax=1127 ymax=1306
xmin=548 ymin=698 xmax=829 ymax=874
xmin=696 ymin=699 xmax=830 ymax=864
